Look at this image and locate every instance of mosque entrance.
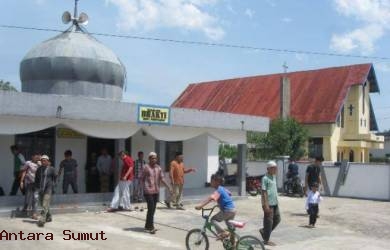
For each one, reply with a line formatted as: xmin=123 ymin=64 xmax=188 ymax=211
xmin=86 ymin=138 xmax=115 ymax=193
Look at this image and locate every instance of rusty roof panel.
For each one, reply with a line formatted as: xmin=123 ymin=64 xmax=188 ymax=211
xmin=172 ymin=64 xmax=374 ymax=124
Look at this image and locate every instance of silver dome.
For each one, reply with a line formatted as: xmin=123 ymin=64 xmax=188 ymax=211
xmin=20 ymin=25 xmax=126 ymax=100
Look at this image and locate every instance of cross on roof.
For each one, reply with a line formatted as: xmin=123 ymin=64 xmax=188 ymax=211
xmin=283 ymin=62 xmax=288 ymax=74
xmin=348 ymin=104 xmax=354 ymax=115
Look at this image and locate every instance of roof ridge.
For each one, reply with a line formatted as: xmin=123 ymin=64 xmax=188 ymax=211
xmin=190 ymin=63 xmax=372 ymax=85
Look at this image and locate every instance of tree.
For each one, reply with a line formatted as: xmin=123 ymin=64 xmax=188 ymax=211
xmin=248 ymin=117 xmax=308 ymax=160
xmin=0 ymin=80 xmax=18 ymax=91
xmin=219 ymin=143 xmax=237 ymax=159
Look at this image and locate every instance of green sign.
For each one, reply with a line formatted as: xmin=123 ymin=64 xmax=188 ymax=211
xmin=137 ymin=104 xmax=171 ymax=125
xmin=57 ymin=128 xmax=85 ymax=139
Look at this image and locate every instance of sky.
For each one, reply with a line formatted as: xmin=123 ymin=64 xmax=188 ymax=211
xmin=0 ymin=0 xmax=390 ymax=131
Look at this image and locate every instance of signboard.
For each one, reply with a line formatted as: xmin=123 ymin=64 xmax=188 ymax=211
xmin=137 ymin=104 xmax=171 ymax=125
xmin=57 ymin=128 xmax=85 ymax=139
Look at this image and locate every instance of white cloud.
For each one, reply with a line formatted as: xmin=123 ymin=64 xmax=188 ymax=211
xmin=245 ymin=8 xmax=255 ymax=19
xmin=331 ymin=0 xmax=390 ymax=54
xmin=375 ymin=62 xmax=390 ymax=72
xmin=106 ymin=0 xmax=225 ymax=40
xmin=281 ymin=17 xmax=292 ymax=23
xmin=330 ymin=24 xmax=384 ymax=54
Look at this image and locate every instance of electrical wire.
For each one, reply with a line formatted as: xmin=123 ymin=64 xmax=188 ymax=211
xmin=1 ymin=24 xmax=390 ymax=60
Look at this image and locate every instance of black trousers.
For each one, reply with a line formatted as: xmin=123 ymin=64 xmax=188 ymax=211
xmin=308 ymin=203 xmax=319 ymax=225
xmin=263 ymin=205 xmax=281 ymax=241
xmin=10 ymin=171 xmax=24 ymax=196
xmin=144 ymin=193 xmax=159 ymax=230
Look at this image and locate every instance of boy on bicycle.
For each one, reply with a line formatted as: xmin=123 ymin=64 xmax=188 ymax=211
xmin=195 ymin=174 xmax=236 ymax=239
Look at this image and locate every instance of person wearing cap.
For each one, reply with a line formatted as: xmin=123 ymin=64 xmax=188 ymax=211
xmin=167 ymin=152 xmax=196 ymax=209
xmin=34 ymin=155 xmax=56 ymax=227
xmin=304 ymin=156 xmax=324 ymax=194
xmin=141 ymin=152 xmax=172 ymax=234
xmin=259 ymin=160 xmax=281 ymax=246
xmin=106 ymin=151 xmax=134 ymax=212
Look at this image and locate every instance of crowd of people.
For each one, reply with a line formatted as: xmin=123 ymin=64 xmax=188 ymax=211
xmin=2 ymin=144 xmax=325 ymax=245
xmin=3 ymin=145 xmax=199 ymax=232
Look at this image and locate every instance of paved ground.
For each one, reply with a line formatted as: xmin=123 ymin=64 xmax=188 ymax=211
xmin=0 ymin=195 xmax=389 ymax=249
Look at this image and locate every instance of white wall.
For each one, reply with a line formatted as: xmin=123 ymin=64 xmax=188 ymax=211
xmin=338 ymin=163 xmax=390 ymax=200
xmin=370 ymin=137 xmax=390 ymax=158
xmin=131 ymin=130 xmax=155 ymax=159
xmin=323 ymin=166 xmax=339 ymax=194
xmin=207 ymin=136 xmax=219 ymax=183
xmin=55 ymin=136 xmax=87 ymax=193
xmin=185 ymin=136 xmax=235 ymax=188
xmin=0 ymin=135 xmax=15 ymax=195
xmin=183 ymin=134 xmax=208 ymax=188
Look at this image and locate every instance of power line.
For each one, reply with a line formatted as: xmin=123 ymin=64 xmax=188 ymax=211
xmin=2 ymin=24 xmax=390 ymax=60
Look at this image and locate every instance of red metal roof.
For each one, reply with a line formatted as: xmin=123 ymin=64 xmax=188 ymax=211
xmin=172 ymin=64 xmax=376 ymax=124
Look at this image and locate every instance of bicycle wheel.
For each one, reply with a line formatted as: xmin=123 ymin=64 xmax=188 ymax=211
xmin=185 ymin=228 xmax=209 ymax=250
xmin=236 ymin=235 xmax=265 ymax=250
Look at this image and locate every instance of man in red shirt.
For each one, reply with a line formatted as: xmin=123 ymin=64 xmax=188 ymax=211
xmin=107 ymin=151 xmax=134 ymax=212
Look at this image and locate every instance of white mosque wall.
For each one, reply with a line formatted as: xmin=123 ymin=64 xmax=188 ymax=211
xmin=183 ymin=134 xmax=218 ymax=188
xmin=131 ymin=130 xmax=155 ymax=160
xmin=0 ymin=135 xmax=15 ymax=195
xmin=207 ymin=136 xmax=219 ymax=183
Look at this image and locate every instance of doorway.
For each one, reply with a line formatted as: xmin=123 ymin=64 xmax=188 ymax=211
xmin=86 ymin=138 xmax=115 ymax=193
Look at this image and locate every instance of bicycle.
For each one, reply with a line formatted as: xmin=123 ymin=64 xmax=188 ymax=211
xmin=185 ymin=205 xmax=265 ymax=250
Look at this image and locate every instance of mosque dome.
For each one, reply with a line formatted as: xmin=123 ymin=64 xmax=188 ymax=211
xmin=20 ymin=10 xmax=126 ymax=100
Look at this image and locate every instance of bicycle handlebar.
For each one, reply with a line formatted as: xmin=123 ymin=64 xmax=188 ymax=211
xmin=201 ymin=205 xmax=219 ymax=219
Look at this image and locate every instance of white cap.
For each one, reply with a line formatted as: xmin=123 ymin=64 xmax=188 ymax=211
xmin=41 ymin=155 xmax=50 ymax=161
xmin=267 ymin=160 xmax=277 ymax=167
xmin=148 ymin=152 xmax=157 ymax=157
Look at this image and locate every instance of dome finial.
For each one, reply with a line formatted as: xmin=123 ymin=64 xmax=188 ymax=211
xmin=74 ymin=0 xmax=79 ymax=20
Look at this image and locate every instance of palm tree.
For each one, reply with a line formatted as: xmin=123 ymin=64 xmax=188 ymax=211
xmin=0 ymin=80 xmax=18 ymax=91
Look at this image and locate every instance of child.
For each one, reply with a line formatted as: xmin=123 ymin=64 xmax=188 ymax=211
xmin=305 ymin=182 xmax=322 ymax=228
xmin=195 ymin=174 xmax=236 ymax=239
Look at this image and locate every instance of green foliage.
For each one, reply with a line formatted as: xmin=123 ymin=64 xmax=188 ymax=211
xmin=219 ymin=144 xmax=237 ymax=159
xmin=0 ymin=80 xmax=18 ymax=91
xmin=248 ymin=117 xmax=308 ymax=160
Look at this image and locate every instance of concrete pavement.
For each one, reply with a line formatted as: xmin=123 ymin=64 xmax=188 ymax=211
xmin=1 ymin=195 xmax=390 ymax=249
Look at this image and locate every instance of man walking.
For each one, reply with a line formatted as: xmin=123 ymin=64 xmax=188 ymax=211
xmin=259 ymin=160 xmax=281 ymax=246
xmin=168 ymin=152 xmax=196 ymax=209
xmin=34 ymin=155 xmax=56 ymax=227
xmin=107 ymin=151 xmax=134 ymax=212
xmin=141 ymin=152 xmax=171 ymax=234
xmin=304 ymin=156 xmax=323 ymax=194
xmin=58 ymin=150 xmax=78 ymax=194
